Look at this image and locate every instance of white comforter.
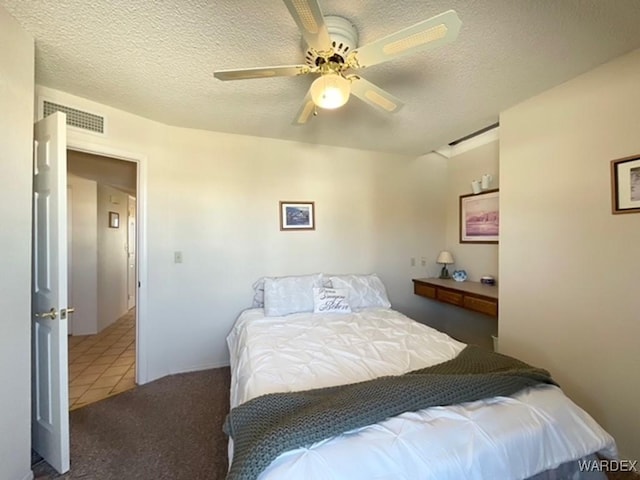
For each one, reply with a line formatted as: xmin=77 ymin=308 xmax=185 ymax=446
xmin=227 ymin=307 xmax=616 ymax=480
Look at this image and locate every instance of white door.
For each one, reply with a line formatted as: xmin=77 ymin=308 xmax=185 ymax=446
xmin=127 ymin=196 xmax=136 ymax=310
xmin=67 ymin=185 xmax=74 ymax=334
xmin=32 ymin=112 xmax=70 ymax=474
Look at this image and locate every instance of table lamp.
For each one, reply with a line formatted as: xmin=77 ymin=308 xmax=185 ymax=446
xmin=436 ymin=251 xmax=454 ymax=279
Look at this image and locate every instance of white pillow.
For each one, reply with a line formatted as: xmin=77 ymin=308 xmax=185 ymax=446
xmin=252 ymin=274 xmax=331 ymax=308
xmin=251 ymin=278 xmax=266 ymax=308
xmin=313 ymin=287 xmax=352 ymax=314
xmin=263 ymin=273 xmax=324 ymax=317
xmin=328 ymin=274 xmax=391 ymax=309
xmin=251 ymin=277 xmax=264 ymax=308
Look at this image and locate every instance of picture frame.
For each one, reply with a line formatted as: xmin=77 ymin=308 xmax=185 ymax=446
xmin=279 ymin=201 xmax=315 ymax=230
xmin=459 ymin=189 xmax=499 ymax=243
xmin=108 ymin=211 xmax=120 ymax=228
xmin=610 ymin=155 xmax=640 ymax=214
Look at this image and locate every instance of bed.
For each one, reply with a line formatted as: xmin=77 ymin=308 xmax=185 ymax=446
xmin=225 ymin=273 xmax=616 ymax=480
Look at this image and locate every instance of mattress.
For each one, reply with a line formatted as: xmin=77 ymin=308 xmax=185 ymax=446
xmin=227 ymin=307 xmax=616 ymax=480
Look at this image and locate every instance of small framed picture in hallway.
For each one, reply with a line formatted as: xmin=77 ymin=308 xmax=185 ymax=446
xmin=108 ymin=211 xmax=120 ymax=228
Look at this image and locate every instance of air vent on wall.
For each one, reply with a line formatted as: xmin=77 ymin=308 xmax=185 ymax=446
xmin=42 ymin=100 xmax=105 ymax=135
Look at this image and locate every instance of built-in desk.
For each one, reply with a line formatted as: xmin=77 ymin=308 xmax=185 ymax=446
xmin=412 ymin=278 xmax=498 ymax=317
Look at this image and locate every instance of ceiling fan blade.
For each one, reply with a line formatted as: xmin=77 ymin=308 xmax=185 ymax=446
xmin=214 ymin=64 xmax=312 ymax=81
xmin=349 ymin=10 xmax=461 ymax=69
xmin=292 ymin=90 xmax=316 ymax=125
xmin=349 ymin=76 xmax=404 ymax=114
xmin=282 ymin=0 xmax=332 ymax=52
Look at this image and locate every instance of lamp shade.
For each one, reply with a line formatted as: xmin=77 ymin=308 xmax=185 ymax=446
xmin=310 ymin=73 xmax=351 ymax=109
xmin=436 ymin=250 xmax=454 ymax=264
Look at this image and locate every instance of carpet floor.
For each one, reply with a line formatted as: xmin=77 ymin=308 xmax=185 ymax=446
xmin=32 ymin=366 xmax=637 ymax=480
xmin=33 ymin=367 xmax=230 ymax=480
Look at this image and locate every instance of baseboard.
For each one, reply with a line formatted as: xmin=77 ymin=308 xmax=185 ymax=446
xmin=140 ymin=361 xmax=231 ymax=386
xmin=170 ymin=361 xmax=230 ymax=376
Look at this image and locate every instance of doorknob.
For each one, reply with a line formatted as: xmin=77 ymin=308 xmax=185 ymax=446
xmin=36 ymin=307 xmax=58 ymax=320
xmin=61 ymin=307 xmax=75 ymax=319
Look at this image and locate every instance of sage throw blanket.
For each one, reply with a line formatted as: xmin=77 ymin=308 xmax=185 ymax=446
xmin=224 ymin=345 xmax=557 ymax=480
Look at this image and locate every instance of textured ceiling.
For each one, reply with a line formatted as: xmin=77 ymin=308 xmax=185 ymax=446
xmin=3 ymin=0 xmax=640 ymax=155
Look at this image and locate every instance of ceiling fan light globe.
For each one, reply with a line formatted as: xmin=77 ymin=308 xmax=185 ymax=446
xmin=317 ymin=86 xmax=349 ymax=109
xmin=310 ymin=73 xmax=350 ymax=109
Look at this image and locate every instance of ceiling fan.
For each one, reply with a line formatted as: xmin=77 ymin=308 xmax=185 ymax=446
xmin=213 ymin=0 xmax=461 ymax=125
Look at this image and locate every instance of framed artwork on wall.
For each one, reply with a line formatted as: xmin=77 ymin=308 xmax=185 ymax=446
xmin=108 ymin=211 xmax=120 ymax=228
xmin=459 ymin=189 xmax=499 ymax=243
xmin=611 ymin=155 xmax=640 ymax=214
xmin=279 ymin=201 xmax=315 ymax=230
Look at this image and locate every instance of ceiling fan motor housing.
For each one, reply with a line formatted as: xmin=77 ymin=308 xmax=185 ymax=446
xmin=303 ymin=15 xmax=358 ymax=66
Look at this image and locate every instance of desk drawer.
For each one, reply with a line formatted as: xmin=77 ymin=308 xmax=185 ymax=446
xmin=463 ymin=296 xmax=498 ymax=316
xmin=414 ymin=283 xmax=436 ymax=299
xmin=437 ymin=289 xmax=463 ymax=306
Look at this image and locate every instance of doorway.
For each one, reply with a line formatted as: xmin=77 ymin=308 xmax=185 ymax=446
xmin=31 ymin=113 xmax=148 ymax=475
xmin=66 ymin=150 xmax=137 ymax=409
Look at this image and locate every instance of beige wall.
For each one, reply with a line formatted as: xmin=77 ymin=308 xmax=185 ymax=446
xmin=37 ymin=85 xmax=449 ymax=381
xmin=97 ymin=185 xmax=129 ymax=331
xmin=150 ymin=127 xmax=449 ymax=376
xmin=499 ymin=48 xmax=640 ymax=460
xmin=445 ymin=139 xmax=500 ymax=282
xmin=0 ymin=6 xmax=34 ymax=480
xmin=68 ymin=174 xmax=98 ymax=335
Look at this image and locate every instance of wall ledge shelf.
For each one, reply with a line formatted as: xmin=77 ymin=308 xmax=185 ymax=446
xmin=412 ymin=277 xmax=498 ymax=317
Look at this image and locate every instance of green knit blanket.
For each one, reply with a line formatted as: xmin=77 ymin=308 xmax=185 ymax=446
xmin=224 ymin=345 xmax=557 ymax=480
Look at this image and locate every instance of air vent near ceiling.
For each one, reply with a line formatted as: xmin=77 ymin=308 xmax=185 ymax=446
xmin=42 ymin=100 xmax=105 ymax=135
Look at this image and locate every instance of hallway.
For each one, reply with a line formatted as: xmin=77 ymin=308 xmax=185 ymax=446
xmin=67 ymin=309 xmax=136 ymax=410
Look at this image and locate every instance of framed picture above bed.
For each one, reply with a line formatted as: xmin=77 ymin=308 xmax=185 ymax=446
xmin=610 ymin=154 xmax=640 ymax=214
xmin=279 ymin=201 xmax=315 ymax=230
xmin=459 ymin=189 xmax=499 ymax=243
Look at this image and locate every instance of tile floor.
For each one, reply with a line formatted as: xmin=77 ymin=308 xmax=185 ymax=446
xmin=68 ymin=308 xmax=136 ymax=410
